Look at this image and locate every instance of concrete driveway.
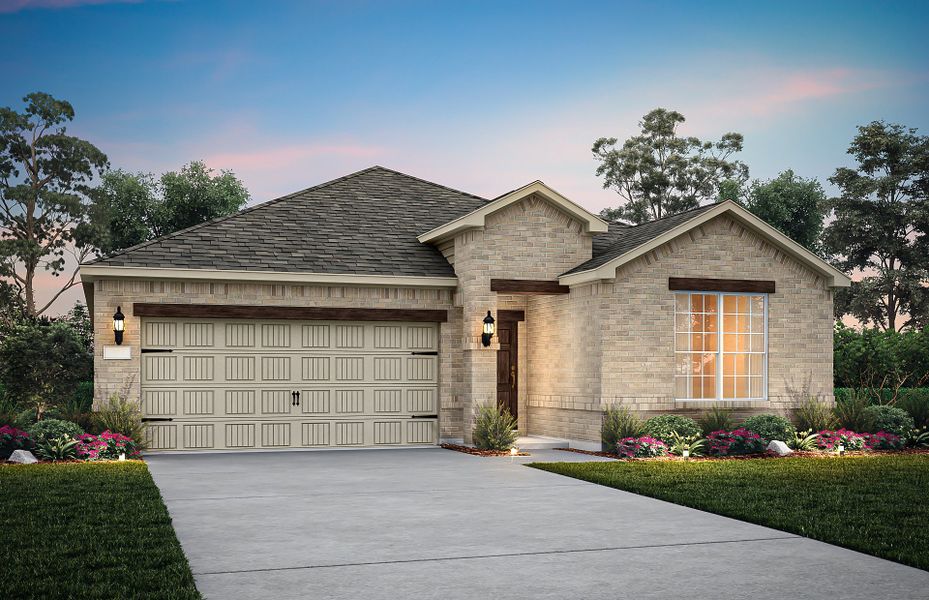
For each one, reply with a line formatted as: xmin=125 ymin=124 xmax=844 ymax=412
xmin=147 ymin=448 xmax=929 ymax=599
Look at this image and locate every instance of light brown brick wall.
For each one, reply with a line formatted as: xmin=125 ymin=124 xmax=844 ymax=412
xmin=449 ymin=193 xmax=593 ymax=442
xmin=525 ymin=214 xmax=835 ymax=442
xmin=90 ymin=279 xmax=465 ymax=438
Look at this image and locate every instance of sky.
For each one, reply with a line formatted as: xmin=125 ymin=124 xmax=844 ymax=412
xmin=1 ymin=0 xmax=928 ymax=314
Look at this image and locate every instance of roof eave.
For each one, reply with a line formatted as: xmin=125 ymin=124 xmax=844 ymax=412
xmin=79 ymin=265 xmax=460 ymax=288
xmin=559 ymin=201 xmax=852 ymax=288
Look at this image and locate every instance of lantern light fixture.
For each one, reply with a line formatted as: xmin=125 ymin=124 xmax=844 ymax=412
xmin=113 ymin=306 xmax=125 ymax=345
xmin=481 ymin=311 xmax=495 ymax=347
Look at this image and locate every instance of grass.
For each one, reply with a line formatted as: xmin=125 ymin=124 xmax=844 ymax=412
xmin=530 ymin=454 xmax=929 ymax=571
xmin=0 ymin=461 xmax=200 ymax=599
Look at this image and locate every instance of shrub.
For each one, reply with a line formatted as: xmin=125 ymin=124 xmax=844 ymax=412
xmin=706 ymin=428 xmax=766 ymax=456
xmin=472 ymin=406 xmax=518 ymax=451
xmin=642 ymin=414 xmax=701 ymax=445
xmin=668 ymin=432 xmax=706 ymax=457
xmin=93 ymin=391 xmax=145 ymax=447
xmin=13 ymin=405 xmax=64 ymax=429
xmin=741 ymin=414 xmax=796 ymax=443
xmin=34 ymin=435 xmax=80 ymax=461
xmin=793 ymin=396 xmax=837 ymax=432
xmin=601 ymin=404 xmax=644 ymax=450
xmin=75 ymin=431 xmax=142 ymax=461
xmin=0 ymin=321 xmax=92 ymax=412
xmin=862 ymin=405 xmax=915 ymax=439
xmin=71 ymin=381 xmax=95 ymax=413
xmin=27 ymin=419 xmax=84 ymax=445
xmin=787 ymin=430 xmax=820 ymax=451
xmin=816 ymin=429 xmax=865 ymax=451
xmin=833 ymin=389 xmax=874 ymax=432
xmin=698 ymin=406 xmax=734 ymax=436
xmin=864 ymin=432 xmax=904 ymax=451
xmin=616 ymin=436 xmax=668 ymax=459
xmin=895 ymin=389 xmax=929 ymax=429
xmin=0 ymin=425 xmax=32 ymax=459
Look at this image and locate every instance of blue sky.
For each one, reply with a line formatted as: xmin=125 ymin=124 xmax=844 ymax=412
xmin=2 ymin=0 xmax=928 ymax=312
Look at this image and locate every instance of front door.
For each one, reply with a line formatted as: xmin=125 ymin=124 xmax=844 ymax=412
xmin=496 ymin=314 xmax=519 ymax=420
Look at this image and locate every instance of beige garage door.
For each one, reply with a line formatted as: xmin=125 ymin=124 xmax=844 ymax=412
xmin=140 ymin=319 xmax=439 ymax=451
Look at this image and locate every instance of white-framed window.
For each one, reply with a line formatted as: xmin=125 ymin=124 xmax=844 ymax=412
xmin=674 ymin=291 xmax=767 ymax=401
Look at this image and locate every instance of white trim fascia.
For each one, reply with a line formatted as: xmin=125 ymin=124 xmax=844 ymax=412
xmin=559 ymin=201 xmax=852 ymax=288
xmin=417 ymin=180 xmax=609 ymax=243
xmin=78 ymin=265 xmax=460 ymax=288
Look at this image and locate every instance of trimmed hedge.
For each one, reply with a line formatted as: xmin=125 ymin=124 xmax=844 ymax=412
xmin=834 ymin=326 xmax=929 ymax=389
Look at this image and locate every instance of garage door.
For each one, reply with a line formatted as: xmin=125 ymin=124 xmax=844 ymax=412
xmin=140 ymin=319 xmax=439 ymax=450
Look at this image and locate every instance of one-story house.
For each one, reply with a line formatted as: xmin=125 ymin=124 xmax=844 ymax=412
xmin=79 ymin=166 xmax=850 ymax=451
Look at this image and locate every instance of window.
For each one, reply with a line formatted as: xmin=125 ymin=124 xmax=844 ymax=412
xmin=674 ymin=292 xmax=767 ymax=401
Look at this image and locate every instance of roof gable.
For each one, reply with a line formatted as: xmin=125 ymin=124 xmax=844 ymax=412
xmin=417 ymin=180 xmax=608 ymax=244
xmin=83 ymin=166 xmax=488 ymax=279
xmin=560 ymin=201 xmax=851 ymax=288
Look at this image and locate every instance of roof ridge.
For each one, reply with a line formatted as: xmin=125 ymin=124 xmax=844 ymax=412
xmin=621 ymin=200 xmax=725 ymax=230
xmin=83 ymin=165 xmax=486 ymax=266
xmin=367 ymin=165 xmax=489 ymax=203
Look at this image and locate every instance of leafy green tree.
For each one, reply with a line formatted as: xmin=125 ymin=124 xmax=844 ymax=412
xmin=0 ymin=92 xmax=108 ymax=316
xmin=824 ymin=121 xmax=929 ymax=331
xmin=0 ymin=320 xmax=92 ymax=419
xmin=744 ymin=170 xmax=827 ymax=252
xmin=593 ymin=108 xmax=748 ymax=224
xmin=63 ymin=301 xmax=93 ymax=354
xmin=94 ymin=161 xmax=250 ymax=254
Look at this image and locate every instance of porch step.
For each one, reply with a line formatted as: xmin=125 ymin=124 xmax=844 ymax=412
xmin=514 ymin=436 xmax=569 ymax=450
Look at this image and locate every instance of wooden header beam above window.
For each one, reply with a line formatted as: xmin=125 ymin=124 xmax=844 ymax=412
xmin=668 ymin=277 xmax=775 ymax=294
xmin=490 ymin=279 xmax=570 ymax=295
xmin=133 ymin=303 xmax=449 ymax=322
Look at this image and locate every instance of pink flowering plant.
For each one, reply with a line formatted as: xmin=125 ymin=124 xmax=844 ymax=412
xmin=863 ymin=431 xmax=904 ymax=451
xmin=75 ymin=430 xmax=142 ymax=461
xmin=616 ymin=436 xmax=669 ymax=458
xmin=706 ymin=428 xmax=766 ymax=456
xmin=0 ymin=425 xmax=34 ymax=459
xmin=816 ymin=429 xmax=865 ymax=452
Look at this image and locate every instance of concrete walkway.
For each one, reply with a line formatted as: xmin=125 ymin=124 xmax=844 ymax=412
xmin=147 ymin=448 xmax=929 ymax=599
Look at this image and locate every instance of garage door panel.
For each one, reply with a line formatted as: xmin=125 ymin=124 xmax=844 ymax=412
xmin=142 ymin=319 xmax=439 ymax=450
xmin=184 ymin=390 xmax=214 ymax=415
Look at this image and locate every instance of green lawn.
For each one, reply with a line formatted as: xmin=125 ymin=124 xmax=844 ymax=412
xmin=0 ymin=461 xmax=200 ymax=599
xmin=530 ymin=454 xmax=929 ymax=571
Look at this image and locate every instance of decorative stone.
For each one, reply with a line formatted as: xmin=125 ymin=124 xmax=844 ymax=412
xmin=8 ymin=450 xmax=38 ymax=464
xmin=767 ymin=440 xmax=792 ymax=456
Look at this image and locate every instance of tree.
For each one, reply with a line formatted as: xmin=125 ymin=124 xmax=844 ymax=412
xmin=592 ymin=108 xmax=748 ymax=224
xmin=0 ymin=320 xmax=92 ymax=420
xmin=0 ymin=92 xmax=108 ymax=316
xmin=93 ymin=161 xmax=250 ymax=254
xmin=824 ymin=121 xmax=929 ymax=332
xmin=744 ymin=170 xmax=827 ymax=252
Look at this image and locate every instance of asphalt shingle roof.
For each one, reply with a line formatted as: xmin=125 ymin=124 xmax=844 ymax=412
xmin=86 ymin=166 xmax=489 ymax=277
xmin=563 ymin=202 xmax=723 ymax=276
xmin=88 ymin=165 xmax=725 ymax=281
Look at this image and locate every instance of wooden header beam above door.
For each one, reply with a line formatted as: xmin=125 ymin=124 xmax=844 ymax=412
xmin=490 ymin=279 xmax=570 ymax=295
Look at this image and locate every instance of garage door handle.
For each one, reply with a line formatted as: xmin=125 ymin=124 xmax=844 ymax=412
xmin=410 ymin=414 xmax=438 ymax=419
xmin=142 ymin=417 xmax=173 ymax=422
xmin=295 ymin=391 xmax=301 ymax=406
xmin=291 ymin=391 xmax=297 ymax=406
xmin=411 ymin=351 xmax=438 ymax=356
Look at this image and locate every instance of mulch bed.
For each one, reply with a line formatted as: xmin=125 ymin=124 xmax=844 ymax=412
xmin=441 ymin=443 xmax=530 ymax=457
xmin=554 ymin=446 xmax=929 ymax=461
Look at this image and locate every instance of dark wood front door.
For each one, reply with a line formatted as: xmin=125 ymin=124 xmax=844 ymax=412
xmin=496 ymin=316 xmax=519 ymax=420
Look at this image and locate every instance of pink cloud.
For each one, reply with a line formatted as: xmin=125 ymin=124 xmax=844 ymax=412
xmin=0 ymin=0 xmax=141 ymax=13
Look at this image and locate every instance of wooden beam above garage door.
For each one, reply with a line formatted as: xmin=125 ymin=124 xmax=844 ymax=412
xmin=133 ymin=303 xmax=449 ymax=322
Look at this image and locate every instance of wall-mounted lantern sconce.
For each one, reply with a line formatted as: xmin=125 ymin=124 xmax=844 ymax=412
xmin=481 ymin=311 xmax=495 ymax=347
xmin=113 ymin=306 xmax=125 ymax=345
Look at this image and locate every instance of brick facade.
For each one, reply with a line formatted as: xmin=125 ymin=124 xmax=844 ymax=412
xmin=89 ymin=200 xmax=836 ymax=447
